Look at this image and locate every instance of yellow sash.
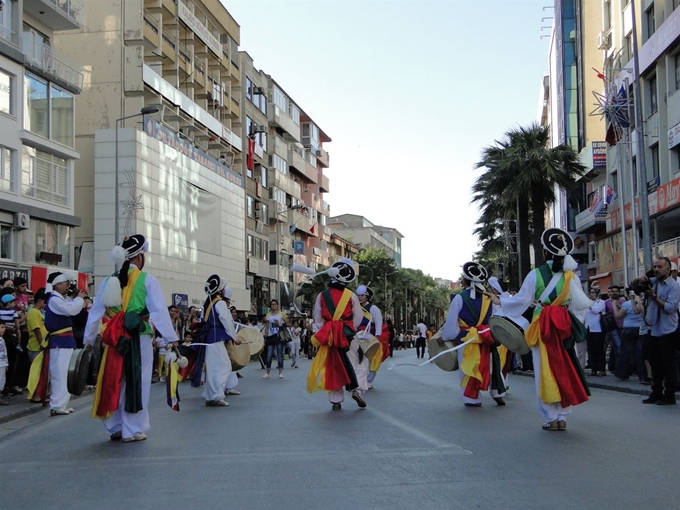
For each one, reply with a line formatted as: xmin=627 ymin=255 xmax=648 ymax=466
xmin=459 ymin=295 xmax=491 ymax=388
xmin=525 ymin=270 xmax=574 ymax=404
xmin=91 ymin=269 xmax=143 ymax=418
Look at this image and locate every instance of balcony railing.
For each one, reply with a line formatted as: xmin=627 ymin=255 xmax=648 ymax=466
xmin=23 ymin=35 xmax=84 ymax=91
xmin=25 ymin=0 xmax=85 ymax=31
xmin=0 ymin=25 xmax=15 ymax=44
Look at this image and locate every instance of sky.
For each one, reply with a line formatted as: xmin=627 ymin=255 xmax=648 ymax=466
xmin=224 ymin=0 xmax=552 ymax=281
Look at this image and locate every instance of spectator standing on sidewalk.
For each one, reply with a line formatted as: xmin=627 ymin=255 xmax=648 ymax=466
xmin=632 ymin=258 xmax=680 ymax=405
xmin=0 ymin=290 xmax=21 ymax=397
xmin=613 ymin=289 xmax=644 ymax=381
xmin=0 ymin=323 xmax=9 ymax=405
xmin=585 ymin=288 xmax=607 ymax=376
xmin=26 ymin=289 xmax=47 ymax=363
xmin=604 ymin=286 xmax=625 ymax=374
xmin=415 ymin=319 xmax=427 ymax=359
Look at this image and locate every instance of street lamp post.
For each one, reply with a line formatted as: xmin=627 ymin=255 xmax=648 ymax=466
xmin=114 ymin=105 xmax=159 ymax=245
xmin=275 ymin=203 xmax=305 ymax=303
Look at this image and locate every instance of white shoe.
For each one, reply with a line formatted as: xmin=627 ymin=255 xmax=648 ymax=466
xmin=368 ymin=384 xmax=373 ymax=390
xmin=278 ymin=372 xmax=284 ymax=379
xmin=225 ymin=389 xmax=241 ymax=395
xmin=66 ymin=408 xmax=75 ymax=413
xmin=262 ymin=373 xmax=270 ymax=379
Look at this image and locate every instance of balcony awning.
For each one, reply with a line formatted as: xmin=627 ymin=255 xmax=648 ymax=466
xmin=589 ymin=271 xmax=611 ymax=281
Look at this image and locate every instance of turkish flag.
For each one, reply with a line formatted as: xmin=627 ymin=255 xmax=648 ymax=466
xmin=78 ymin=273 xmax=88 ymax=292
xmin=31 ymin=266 xmax=48 ymax=293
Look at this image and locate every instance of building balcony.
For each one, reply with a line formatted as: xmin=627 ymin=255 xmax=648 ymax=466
xmin=575 ymin=205 xmax=608 ymax=234
xmin=144 ymin=0 xmax=176 ymax=16
xmin=142 ymin=10 xmax=162 ymax=50
xmin=268 ymin=135 xmax=288 ymax=161
xmin=24 ymin=0 xmax=85 ymax=31
xmin=267 ymin=168 xmax=301 ymax=199
xmin=269 ymin=105 xmax=300 ymax=142
xmin=268 ymin=199 xmax=288 ymax=223
xmin=319 ymin=172 xmax=329 ymax=193
xmin=23 ymin=35 xmax=84 ymax=92
xmin=315 ymin=146 xmax=329 ymax=168
xmin=288 ymin=148 xmax=318 ymax=184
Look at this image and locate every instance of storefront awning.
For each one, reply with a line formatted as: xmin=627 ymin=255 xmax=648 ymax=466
xmin=589 ymin=271 xmax=611 ymax=281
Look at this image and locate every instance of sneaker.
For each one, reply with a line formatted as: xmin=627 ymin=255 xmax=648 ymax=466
xmin=213 ymin=399 xmax=229 ymax=407
xmin=66 ymin=408 xmax=74 ymax=413
xmin=225 ymin=389 xmax=241 ymax=395
xmin=158 ymin=377 xmax=165 ymax=382
xmin=110 ymin=431 xmax=122 ymax=441
xmin=262 ymin=372 xmax=270 ymax=379
xmin=122 ymin=433 xmax=147 ymax=443
xmin=368 ymin=384 xmax=373 ymax=390
xmin=351 ymin=390 xmax=366 ymax=408
xmin=278 ymin=372 xmax=284 ymax=379
xmin=332 ymin=403 xmax=342 ymax=411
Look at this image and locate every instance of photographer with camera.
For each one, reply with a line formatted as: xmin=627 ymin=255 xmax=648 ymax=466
xmin=612 ymin=288 xmax=644 ymax=382
xmin=630 ymin=258 xmax=680 ymax=405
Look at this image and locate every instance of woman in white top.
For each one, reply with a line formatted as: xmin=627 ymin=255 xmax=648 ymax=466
xmin=263 ymin=299 xmax=288 ymax=379
xmin=289 ymin=320 xmax=302 ymax=369
xmin=584 ymin=288 xmax=607 ymax=376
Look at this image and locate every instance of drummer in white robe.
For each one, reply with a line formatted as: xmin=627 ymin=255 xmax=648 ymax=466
xmin=442 ymin=262 xmax=507 ymax=407
xmin=487 ymin=228 xmax=592 ymax=431
xmin=201 ymin=275 xmax=240 ymax=407
xmin=224 ymin=305 xmax=242 ymax=396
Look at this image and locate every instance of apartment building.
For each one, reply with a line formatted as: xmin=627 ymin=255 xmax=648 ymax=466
xmin=327 ymin=214 xmax=403 ymax=268
xmin=0 ymin=0 xmax=84 ymax=282
xmin=545 ymin=0 xmax=606 ymax=284
xmin=593 ymin=0 xmax=680 ymax=287
xmin=235 ymin=55 xmax=333 ymax=313
xmin=55 ymin=0 xmax=249 ymax=306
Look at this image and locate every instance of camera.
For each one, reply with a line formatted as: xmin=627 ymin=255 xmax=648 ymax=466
xmin=626 ymin=280 xmax=650 ymax=296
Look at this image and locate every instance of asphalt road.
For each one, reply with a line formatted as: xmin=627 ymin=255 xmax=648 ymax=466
xmin=0 ymin=350 xmax=678 ymax=510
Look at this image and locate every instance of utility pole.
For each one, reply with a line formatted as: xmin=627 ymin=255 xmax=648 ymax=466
xmin=630 ymin=0 xmax=654 ymax=269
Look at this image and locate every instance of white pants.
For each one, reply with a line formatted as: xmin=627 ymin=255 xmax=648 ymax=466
xmin=49 ymin=348 xmax=73 ymax=410
xmin=329 ymin=338 xmax=368 ymax=404
xmin=0 ymin=367 xmax=5 ymax=394
xmin=202 ymin=342 xmax=232 ymax=402
xmin=103 ymin=335 xmax=153 ymax=439
xmin=457 ymin=348 xmax=505 ymax=405
xmin=226 ymin=371 xmax=238 ymax=391
xmin=531 ymin=347 xmax=571 ymax=422
xmin=288 ymin=341 xmax=300 ymax=366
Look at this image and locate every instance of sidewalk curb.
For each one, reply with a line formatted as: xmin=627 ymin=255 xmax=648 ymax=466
xmin=513 ymin=371 xmax=653 ymax=397
xmin=0 ymin=392 xmax=94 ymax=426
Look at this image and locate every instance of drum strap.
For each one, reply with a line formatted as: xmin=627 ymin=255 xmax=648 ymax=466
xmin=539 ymin=271 xmax=563 ymax=305
xmin=460 ymin=292 xmax=481 ymax=325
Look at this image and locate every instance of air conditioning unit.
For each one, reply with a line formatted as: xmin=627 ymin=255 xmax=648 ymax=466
xmin=254 ymin=210 xmax=262 ymax=219
xmin=13 ymin=212 xmax=29 ymax=230
xmin=315 ymin=149 xmax=323 ymax=156
xmin=597 ymin=31 xmax=611 ymax=51
xmin=254 ymin=201 xmax=262 ymax=210
xmin=253 ymin=124 xmax=267 ymax=134
xmin=252 ymin=86 xmax=265 ymax=95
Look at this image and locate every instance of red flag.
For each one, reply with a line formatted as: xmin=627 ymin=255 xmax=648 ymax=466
xmin=31 ymin=266 xmax=48 ymax=293
xmin=247 ymin=138 xmax=255 ymax=171
xmin=77 ymin=273 xmax=88 ymax=292
xmin=310 ymin=223 xmax=316 ymax=235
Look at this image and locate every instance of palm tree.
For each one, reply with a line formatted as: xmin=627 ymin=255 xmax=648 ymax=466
xmin=473 ymin=123 xmax=585 ymax=277
xmin=502 ymin=124 xmax=585 ymax=266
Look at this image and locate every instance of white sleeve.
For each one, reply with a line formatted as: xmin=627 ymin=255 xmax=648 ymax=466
xmin=214 ymin=300 xmax=237 ymax=340
xmin=312 ymin=293 xmax=323 ymax=332
xmin=352 ymin=293 xmax=364 ymax=330
xmin=442 ymin=294 xmax=463 ymax=341
xmin=371 ymin=304 xmax=383 ymax=336
xmin=83 ymin=280 xmax=107 ymax=346
xmin=499 ymin=270 xmax=538 ymax=317
xmin=144 ymin=274 xmax=178 ymax=343
xmin=48 ymin=294 xmax=84 ymax=317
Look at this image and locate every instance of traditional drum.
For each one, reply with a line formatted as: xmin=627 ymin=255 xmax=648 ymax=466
xmin=427 ymin=328 xmax=459 ymax=372
xmin=357 ymin=332 xmax=380 ymax=359
xmin=226 ymin=341 xmax=251 ymax=371
xmin=67 ymin=348 xmax=92 ymax=396
xmin=237 ymin=327 xmax=265 ymax=359
xmin=489 ymin=315 xmax=531 ymax=355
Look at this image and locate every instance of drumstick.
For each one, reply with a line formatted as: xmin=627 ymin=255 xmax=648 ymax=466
xmin=386 ymin=329 xmax=488 ymax=370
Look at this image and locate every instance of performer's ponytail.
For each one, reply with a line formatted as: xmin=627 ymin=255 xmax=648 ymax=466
xmin=118 ymin=259 xmax=131 ymax=288
xmin=552 ymin=255 xmax=565 ymax=273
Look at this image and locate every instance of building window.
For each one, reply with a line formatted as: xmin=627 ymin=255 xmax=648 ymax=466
xmin=0 ymin=0 xmax=13 ymax=42
xmin=261 ymin=203 xmax=268 ymax=223
xmin=271 ymin=187 xmax=286 ymax=207
xmin=247 ymin=195 xmax=255 ymax=218
xmin=24 ymin=73 xmax=48 ymax=138
xmin=272 ymin=154 xmax=287 ymax=175
xmin=676 ymin=53 xmax=680 ymax=92
xmin=246 ymin=76 xmax=252 ymax=101
xmin=247 ymin=234 xmax=253 ymax=256
xmin=288 ymin=103 xmax=300 ymax=126
xmin=632 ymin=157 xmax=638 ymax=196
xmin=626 ymin=34 xmax=633 ymax=62
xmin=0 ymin=224 xmax=10 ymax=259
xmin=651 ymin=144 xmax=660 ymax=182
xmin=0 ymin=146 xmax=13 ymax=192
xmin=646 ymin=5 xmax=655 ymax=38
xmin=0 ymin=69 xmax=12 ymax=115
xmin=21 ymin=147 xmax=68 ymax=206
xmin=649 ymin=75 xmax=657 ymax=114
xmin=22 ymin=218 xmax=70 ymax=266
xmin=259 ymin=165 xmax=268 ymax=188
xmin=246 ymin=116 xmax=253 ymax=137
xmin=51 ymin=85 xmax=74 ymax=147
xmin=673 ymin=147 xmax=680 ymax=174
xmin=273 ymin=87 xmax=287 ymax=112
xmin=261 ymin=239 xmax=268 ymax=261
xmin=604 ymin=0 xmax=612 ymax=31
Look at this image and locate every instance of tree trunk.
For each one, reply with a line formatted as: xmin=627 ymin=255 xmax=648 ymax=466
xmin=516 ymin=196 xmax=531 ymax=283
xmin=531 ymin=181 xmax=546 ymax=267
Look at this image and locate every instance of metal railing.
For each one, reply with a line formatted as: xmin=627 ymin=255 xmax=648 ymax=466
xmin=41 ymin=0 xmax=85 ymax=27
xmin=23 ymin=34 xmax=84 ymax=90
xmin=0 ymin=24 xmax=14 ymax=44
